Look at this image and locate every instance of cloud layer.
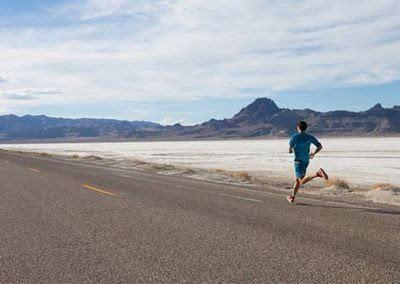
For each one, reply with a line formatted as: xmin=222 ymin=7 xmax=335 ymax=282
xmin=0 ymin=0 xmax=399 ymax=114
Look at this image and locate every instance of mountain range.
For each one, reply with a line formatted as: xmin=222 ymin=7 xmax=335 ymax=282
xmin=1 ymin=98 xmax=399 ymax=141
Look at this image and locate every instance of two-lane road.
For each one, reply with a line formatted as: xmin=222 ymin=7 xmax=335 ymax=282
xmin=0 ymin=151 xmax=399 ymax=283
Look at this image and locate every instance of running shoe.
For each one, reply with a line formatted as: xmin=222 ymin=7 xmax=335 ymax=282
xmin=318 ymin=168 xmax=329 ymax=180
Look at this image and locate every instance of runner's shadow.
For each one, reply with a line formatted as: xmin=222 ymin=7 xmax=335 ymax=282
xmin=295 ymin=202 xmax=400 ymax=216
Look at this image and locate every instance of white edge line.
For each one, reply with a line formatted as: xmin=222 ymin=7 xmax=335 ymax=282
xmin=218 ymin=193 xmax=263 ymax=203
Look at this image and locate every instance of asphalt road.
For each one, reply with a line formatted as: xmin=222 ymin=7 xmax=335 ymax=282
xmin=0 ymin=151 xmax=399 ymax=283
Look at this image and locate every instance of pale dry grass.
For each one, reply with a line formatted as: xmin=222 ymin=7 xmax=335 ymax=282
xmin=231 ymin=171 xmax=252 ymax=181
xmin=84 ymin=155 xmax=102 ymax=160
xmin=213 ymin=169 xmax=226 ymax=174
xmin=131 ymin=159 xmax=147 ymax=165
xmin=324 ymin=177 xmax=350 ymax=189
xmin=372 ymin=183 xmax=397 ymax=191
xmin=183 ymin=168 xmax=196 ymax=175
xmin=39 ymin=152 xmax=52 ymax=157
xmin=211 ymin=169 xmax=252 ymax=181
xmin=151 ymin=164 xmax=175 ymax=171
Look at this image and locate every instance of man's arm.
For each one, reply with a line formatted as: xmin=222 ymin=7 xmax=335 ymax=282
xmin=310 ymin=135 xmax=322 ymax=159
xmin=310 ymin=144 xmax=322 ymax=159
xmin=289 ymin=136 xmax=294 ymax=153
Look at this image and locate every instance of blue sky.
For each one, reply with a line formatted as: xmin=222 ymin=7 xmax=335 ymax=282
xmin=0 ymin=0 xmax=399 ymax=125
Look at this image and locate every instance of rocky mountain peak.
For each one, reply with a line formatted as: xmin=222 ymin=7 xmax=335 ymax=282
xmin=366 ymin=103 xmax=386 ymax=115
xmin=232 ymin=98 xmax=280 ymax=123
xmin=370 ymin=103 xmax=384 ymax=111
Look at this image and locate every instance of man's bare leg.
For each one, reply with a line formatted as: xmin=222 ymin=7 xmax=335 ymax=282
xmin=289 ymin=169 xmax=328 ymax=203
xmin=301 ymin=172 xmax=320 ymax=185
xmin=292 ymin=179 xmax=301 ymax=198
xmin=292 ymin=170 xmax=324 ymax=197
xmin=287 ymin=180 xmax=300 ymax=203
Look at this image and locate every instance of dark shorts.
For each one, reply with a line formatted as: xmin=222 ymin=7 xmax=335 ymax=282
xmin=294 ymin=160 xmax=309 ymax=179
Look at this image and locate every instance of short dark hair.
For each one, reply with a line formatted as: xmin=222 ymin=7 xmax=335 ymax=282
xmin=297 ymin=121 xmax=308 ymax=131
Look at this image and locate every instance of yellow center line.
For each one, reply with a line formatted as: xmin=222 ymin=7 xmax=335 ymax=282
xmin=81 ymin=184 xmax=117 ymax=196
xmin=29 ymin=168 xmax=41 ymax=173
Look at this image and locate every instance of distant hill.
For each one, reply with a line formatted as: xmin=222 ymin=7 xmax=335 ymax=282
xmin=0 ymin=115 xmax=161 ymax=140
xmin=0 ymin=98 xmax=399 ymax=141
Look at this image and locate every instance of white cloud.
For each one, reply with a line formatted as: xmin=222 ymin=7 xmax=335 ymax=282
xmin=0 ymin=88 xmax=66 ymax=114
xmin=61 ymin=0 xmax=169 ymax=21
xmin=160 ymin=116 xmax=185 ymax=125
xmin=0 ymin=0 xmax=399 ymax=113
xmin=0 ymin=88 xmax=65 ymax=100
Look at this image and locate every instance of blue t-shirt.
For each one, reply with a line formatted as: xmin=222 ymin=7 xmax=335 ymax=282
xmin=289 ymin=132 xmax=321 ymax=162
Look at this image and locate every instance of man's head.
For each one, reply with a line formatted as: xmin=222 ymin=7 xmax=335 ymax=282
xmin=297 ymin=121 xmax=308 ymax=132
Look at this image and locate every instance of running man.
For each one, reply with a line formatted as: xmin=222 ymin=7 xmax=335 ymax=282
xmin=287 ymin=121 xmax=329 ymax=203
